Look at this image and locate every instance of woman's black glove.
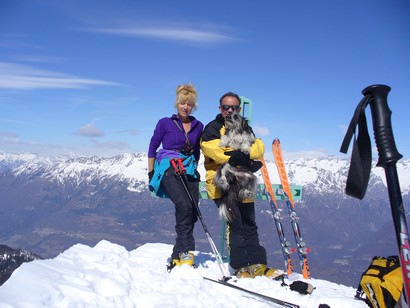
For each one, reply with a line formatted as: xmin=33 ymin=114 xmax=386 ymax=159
xmin=225 ymin=150 xmax=251 ymax=167
xmin=148 ymin=170 xmax=154 ymax=192
xmin=148 ymin=170 xmax=154 ymax=182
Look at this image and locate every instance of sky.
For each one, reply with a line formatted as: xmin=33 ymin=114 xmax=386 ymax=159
xmin=0 ymin=240 xmax=369 ymax=307
xmin=0 ymin=0 xmax=409 ymax=160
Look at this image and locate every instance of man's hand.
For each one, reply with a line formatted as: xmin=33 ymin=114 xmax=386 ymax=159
xmin=225 ymin=150 xmax=251 ymax=167
xmin=224 ymin=150 xmax=263 ymax=172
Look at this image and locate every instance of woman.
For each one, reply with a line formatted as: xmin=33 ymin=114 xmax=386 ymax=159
xmin=148 ymin=84 xmax=204 ymax=271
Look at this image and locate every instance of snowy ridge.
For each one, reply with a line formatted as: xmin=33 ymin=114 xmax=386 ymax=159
xmin=1 ymin=152 xmax=409 ymax=195
xmin=0 ymin=240 xmax=367 ymax=308
xmin=0 ymin=152 xmax=58 ymax=172
xmin=1 ymin=152 xmax=148 ymax=193
xmin=45 ymin=153 xmax=149 ymax=191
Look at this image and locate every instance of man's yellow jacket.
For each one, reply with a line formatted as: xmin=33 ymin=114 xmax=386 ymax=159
xmin=200 ymin=114 xmax=264 ymax=201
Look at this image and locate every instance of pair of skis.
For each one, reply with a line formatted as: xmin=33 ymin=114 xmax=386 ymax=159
xmin=260 ymin=139 xmax=310 ymax=279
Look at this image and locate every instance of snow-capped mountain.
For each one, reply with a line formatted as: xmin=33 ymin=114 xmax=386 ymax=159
xmin=2 ymin=152 xmax=409 ymax=195
xmin=0 ymin=152 xmax=409 ymax=287
xmin=0 ymin=152 xmax=148 ymax=191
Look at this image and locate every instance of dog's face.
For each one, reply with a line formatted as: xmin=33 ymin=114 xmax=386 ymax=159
xmin=224 ymin=114 xmax=251 ymax=136
xmin=219 ymin=113 xmax=255 ymax=153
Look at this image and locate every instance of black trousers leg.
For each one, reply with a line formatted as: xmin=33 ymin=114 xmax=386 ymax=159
xmin=161 ymin=167 xmax=198 ymax=260
xmin=227 ymin=202 xmax=267 ymax=270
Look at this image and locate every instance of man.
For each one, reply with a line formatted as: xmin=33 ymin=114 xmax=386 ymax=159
xmin=201 ymin=91 xmax=283 ymax=279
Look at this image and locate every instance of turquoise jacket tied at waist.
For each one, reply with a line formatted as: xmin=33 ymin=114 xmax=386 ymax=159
xmin=149 ymin=152 xmax=198 ymax=198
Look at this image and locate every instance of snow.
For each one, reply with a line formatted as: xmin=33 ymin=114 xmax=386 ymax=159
xmin=0 ymin=240 xmax=367 ymax=308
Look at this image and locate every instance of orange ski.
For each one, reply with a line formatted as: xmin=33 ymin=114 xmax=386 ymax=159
xmin=272 ymin=139 xmax=311 ymax=279
xmin=260 ymin=157 xmax=294 ymax=276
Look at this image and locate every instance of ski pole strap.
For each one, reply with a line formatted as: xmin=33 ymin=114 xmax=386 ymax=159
xmin=340 ymin=95 xmax=372 ymax=200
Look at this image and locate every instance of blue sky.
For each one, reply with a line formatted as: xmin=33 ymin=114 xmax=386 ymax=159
xmin=1 ymin=0 xmax=409 ymax=159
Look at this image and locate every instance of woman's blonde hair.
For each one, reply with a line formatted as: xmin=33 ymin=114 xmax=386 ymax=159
xmin=175 ymin=84 xmax=198 ymax=111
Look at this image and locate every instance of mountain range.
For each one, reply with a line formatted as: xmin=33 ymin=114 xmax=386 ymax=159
xmin=0 ymin=151 xmax=409 ymax=287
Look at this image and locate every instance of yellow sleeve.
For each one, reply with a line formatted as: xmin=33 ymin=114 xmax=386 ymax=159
xmin=201 ymin=138 xmax=232 ymax=165
xmin=249 ymin=138 xmax=265 ymax=160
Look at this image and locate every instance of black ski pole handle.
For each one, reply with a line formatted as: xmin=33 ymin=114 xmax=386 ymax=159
xmin=362 ymin=84 xmax=402 ymax=167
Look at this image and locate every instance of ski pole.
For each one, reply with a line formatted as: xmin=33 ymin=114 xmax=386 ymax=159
xmin=362 ymin=85 xmax=410 ymax=302
xmin=170 ymin=158 xmax=231 ymax=280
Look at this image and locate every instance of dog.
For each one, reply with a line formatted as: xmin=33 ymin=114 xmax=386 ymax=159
xmin=213 ymin=114 xmax=259 ymax=222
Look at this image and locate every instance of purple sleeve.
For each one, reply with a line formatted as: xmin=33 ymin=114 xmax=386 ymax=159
xmin=192 ymin=121 xmax=204 ymax=161
xmin=148 ymin=120 xmax=164 ymax=158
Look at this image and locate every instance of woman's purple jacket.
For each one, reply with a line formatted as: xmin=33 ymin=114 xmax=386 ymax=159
xmin=148 ymin=114 xmax=204 ymax=162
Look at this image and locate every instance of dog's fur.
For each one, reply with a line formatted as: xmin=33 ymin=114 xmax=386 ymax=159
xmin=213 ymin=114 xmax=258 ymax=222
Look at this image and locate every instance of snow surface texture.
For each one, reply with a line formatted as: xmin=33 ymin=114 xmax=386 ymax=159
xmin=0 ymin=240 xmax=367 ymax=308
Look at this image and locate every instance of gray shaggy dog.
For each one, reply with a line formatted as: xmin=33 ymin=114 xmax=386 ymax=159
xmin=213 ymin=113 xmax=259 ymax=222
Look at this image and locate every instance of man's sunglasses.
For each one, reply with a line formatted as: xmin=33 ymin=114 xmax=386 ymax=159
xmin=221 ymin=105 xmax=240 ymax=111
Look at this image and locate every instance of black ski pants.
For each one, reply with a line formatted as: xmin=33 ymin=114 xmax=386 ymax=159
xmin=161 ymin=166 xmax=198 ymax=260
xmin=226 ymin=202 xmax=267 ymax=270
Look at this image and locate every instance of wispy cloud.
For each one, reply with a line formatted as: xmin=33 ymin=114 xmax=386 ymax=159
xmin=74 ymin=123 xmax=105 ymax=138
xmin=90 ymin=140 xmax=132 ymax=151
xmin=115 ymin=129 xmax=140 ymax=136
xmin=82 ymin=24 xmax=237 ymax=44
xmin=0 ymin=131 xmax=41 ymax=148
xmin=15 ymin=55 xmax=66 ymax=63
xmin=0 ymin=62 xmax=122 ymax=90
xmin=0 ymin=132 xmax=20 ymax=144
xmin=0 ymin=130 xmax=131 ymax=157
xmin=253 ymin=125 xmax=270 ymax=137
xmin=0 ymin=33 xmax=37 ymax=49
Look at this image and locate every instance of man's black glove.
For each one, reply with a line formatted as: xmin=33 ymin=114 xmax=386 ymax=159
xmin=225 ymin=150 xmax=251 ymax=168
xmin=148 ymin=170 xmax=154 ymax=182
xmin=225 ymin=150 xmax=263 ymax=173
xmin=249 ymin=160 xmax=263 ymax=173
